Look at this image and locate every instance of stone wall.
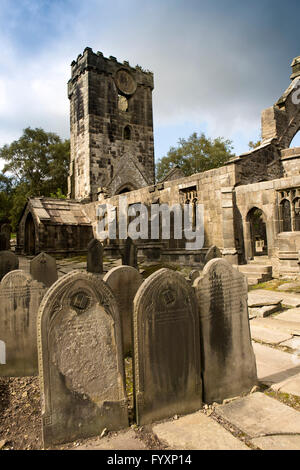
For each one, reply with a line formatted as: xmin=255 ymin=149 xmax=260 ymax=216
xmin=235 ymin=174 xmax=300 ymax=277
xmin=84 ymin=163 xmax=238 ymax=264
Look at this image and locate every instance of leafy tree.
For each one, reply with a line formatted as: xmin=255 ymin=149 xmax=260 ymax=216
xmin=50 ymin=188 xmax=67 ymax=199
xmin=248 ymin=140 xmax=261 ymax=150
xmin=156 ymin=132 xmax=234 ymax=181
xmin=0 ymin=127 xmax=70 ymax=230
xmin=0 ymin=127 xmax=70 ymax=195
xmin=0 ymin=174 xmax=14 ymax=224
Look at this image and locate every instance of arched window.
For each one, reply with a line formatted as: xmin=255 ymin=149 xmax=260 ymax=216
xmin=293 ymin=197 xmax=300 ymax=231
xmin=280 ymin=199 xmax=292 ymax=232
xmin=289 ymin=130 xmax=300 ymax=148
xmin=192 ymin=198 xmax=198 ymax=232
xmin=124 ymin=125 xmax=131 ymax=140
xmin=246 ymin=207 xmax=268 ymax=257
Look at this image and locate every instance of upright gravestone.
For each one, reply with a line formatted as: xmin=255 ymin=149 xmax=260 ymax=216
xmin=0 ymin=251 xmax=19 ymax=281
xmin=0 ymin=224 xmax=11 ymax=251
xmin=0 ymin=270 xmax=47 ymax=376
xmin=189 ymin=270 xmax=200 ymax=283
xmin=30 ymin=252 xmax=58 ymax=287
xmin=38 ymin=271 xmax=128 ymax=447
xmin=0 ymin=233 xmax=8 ymax=251
xmin=193 ymin=258 xmax=257 ymax=404
xmin=1 ymin=223 xmax=11 ymax=237
xmin=87 ymin=239 xmax=103 ymax=274
xmin=204 ymin=245 xmax=222 ymax=265
xmin=122 ymin=237 xmax=138 ymax=269
xmin=103 ymin=266 xmax=143 ymax=356
xmin=133 ymin=268 xmax=202 ymax=425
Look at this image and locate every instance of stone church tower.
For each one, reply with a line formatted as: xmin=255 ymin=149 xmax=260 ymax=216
xmin=67 ymin=47 xmax=155 ymax=201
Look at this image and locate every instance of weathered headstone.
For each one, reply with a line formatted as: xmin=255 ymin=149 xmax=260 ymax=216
xmin=133 ymin=268 xmax=202 ymax=425
xmin=0 ymin=233 xmax=8 ymax=251
xmin=30 ymin=252 xmax=58 ymax=287
xmin=1 ymin=223 xmax=11 ymax=238
xmin=0 ymin=270 xmax=47 ymax=376
xmin=38 ymin=271 xmax=128 ymax=447
xmin=0 ymin=251 xmax=19 ymax=281
xmin=204 ymin=245 xmax=222 ymax=265
xmin=122 ymin=237 xmax=138 ymax=269
xmin=0 ymin=224 xmax=11 ymax=251
xmin=103 ymin=266 xmax=143 ymax=356
xmin=193 ymin=258 xmax=257 ymax=404
xmin=189 ymin=270 xmax=200 ymax=283
xmin=87 ymin=239 xmax=103 ymax=274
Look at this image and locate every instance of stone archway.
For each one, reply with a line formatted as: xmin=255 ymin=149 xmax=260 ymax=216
xmin=246 ymin=207 xmax=268 ymax=259
xmin=115 ymin=183 xmax=137 ymax=195
xmin=24 ymin=212 xmax=36 ymax=255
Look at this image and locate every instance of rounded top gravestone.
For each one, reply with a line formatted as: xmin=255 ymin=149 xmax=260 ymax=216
xmin=133 ymin=268 xmax=202 ymax=425
xmin=0 ymin=233 xmax=9 ymax=251
xmin=103 ymin=265 xmax=143 ymax=356
xmin=193 ymin=258 xmax=257 ymax=404
xmin=0 ymin=251 xmax=19 ymax=281
xmin=30 ymin=252 xmax=58 ymax=287
xmin=87 ymin=239 xmax=103 ymax=274
xmin=37 ymin=270 xmax=128 ymax=446
xmin=1 ymin=269 xmax=33 ymax=288
xmin=204 ymin=245 xmax=222 ymax=265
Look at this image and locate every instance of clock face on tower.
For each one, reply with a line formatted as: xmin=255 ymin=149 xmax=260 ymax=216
xmin=115 ymin=69 xmax=137 ymax=95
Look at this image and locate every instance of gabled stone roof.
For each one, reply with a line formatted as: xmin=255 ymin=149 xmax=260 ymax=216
xmin=159 ymin=165 xmax=185 ymax=183
xmin=28 ymin=197 xmax=91 ymax=226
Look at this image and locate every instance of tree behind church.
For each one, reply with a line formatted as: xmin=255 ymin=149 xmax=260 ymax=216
xmin=156 ymin=132 xmax=234 ymax=181
xmin=0 ymin=127 xmax=70 ymax=229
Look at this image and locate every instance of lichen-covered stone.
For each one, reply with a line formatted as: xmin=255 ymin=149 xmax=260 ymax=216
xmin=37 ymin=271 xmax=128 ymax=447
xmin=133 ymin=268 xmax=202 ymax=425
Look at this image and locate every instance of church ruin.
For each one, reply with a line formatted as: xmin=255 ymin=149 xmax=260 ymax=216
xmin=17 ymin=48 xmax=300 ymax=278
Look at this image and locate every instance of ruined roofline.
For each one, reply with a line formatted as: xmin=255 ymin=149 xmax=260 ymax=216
xmin=68 ymin=46 xmax=154 ymax=93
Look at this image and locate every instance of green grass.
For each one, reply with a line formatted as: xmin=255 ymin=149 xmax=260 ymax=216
xmin=248 ymin=279 xmax=295 ymax=292
xmin=140 ymin=263 xmax=181 ymax=278
xmin=265 ymin=389 xmax=300 ymax=411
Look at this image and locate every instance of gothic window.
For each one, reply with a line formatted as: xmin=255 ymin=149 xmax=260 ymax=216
xmin=124 ymin=125 xmax=131 ymax=140
xmin=280 ymin=199 xmax=292 ymax=232
xmin=192 ymin=198 xmax=198 ymax=231
xmin=294 ymin=197 xmax=300 ymax=231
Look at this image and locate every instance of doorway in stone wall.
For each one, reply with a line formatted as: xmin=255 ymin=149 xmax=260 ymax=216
xmin=24 ymin=213 xmax=36 ymax=255
xmin=247 ymin=207 xmax=268 ymax=258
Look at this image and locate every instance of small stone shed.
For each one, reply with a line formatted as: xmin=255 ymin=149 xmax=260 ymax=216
xmin=17 ymin=197 xmax=93 ymax=256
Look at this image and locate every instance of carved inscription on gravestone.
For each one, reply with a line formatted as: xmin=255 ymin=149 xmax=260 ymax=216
xmin=133 ymin=268 xmax=202 ymax=425
xmin=30 ymin=252 xmax=58 ymax=287
xmin=194 ymin=258 xmax=257 ymax=404
xmin=0 ymin=270 xmax=46 ymax=376
xmin=38 ymin=271 xmax=128 ymax=446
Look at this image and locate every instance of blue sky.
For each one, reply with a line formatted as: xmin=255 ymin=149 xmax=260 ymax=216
xmin=1 ymin=0 xmax=300 ymax=170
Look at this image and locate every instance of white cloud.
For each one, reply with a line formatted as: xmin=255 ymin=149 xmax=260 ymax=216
xmin=0 ymin=0 xmax=298 ymax=171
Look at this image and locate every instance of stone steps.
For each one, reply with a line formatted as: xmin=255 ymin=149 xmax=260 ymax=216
xmin=234 ymin=263 xmax=272 ymax=286
xmin=249 ymin=256 xmax=270 ymax=265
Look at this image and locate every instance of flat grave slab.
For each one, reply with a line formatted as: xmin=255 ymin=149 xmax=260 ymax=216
xmin=153 ymin=412 xmax=249 ymax=450
xmin=253 ymin=342 xmax=300 ymax=386
xmin=250 ymin=324 xmax=292 ymax=345
xmin=214 ymin=392 xmax=300 ymax=449
xmin=248 ymin=289 xmax=300 ymax=308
